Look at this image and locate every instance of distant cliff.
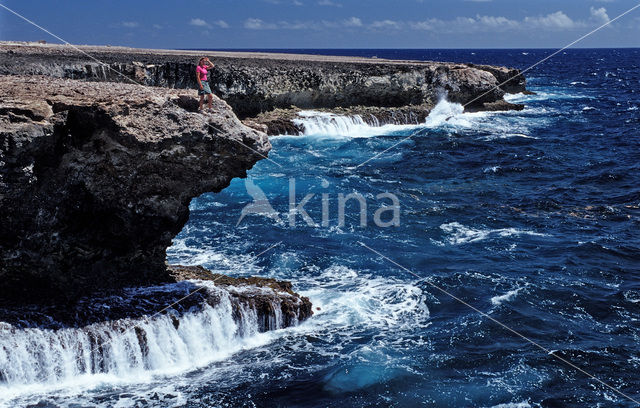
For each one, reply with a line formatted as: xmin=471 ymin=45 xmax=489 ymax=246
xmin=0 ymin=43 xmax=527 ymax=134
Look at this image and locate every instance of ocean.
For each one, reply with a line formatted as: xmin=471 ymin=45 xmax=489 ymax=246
xmin=2 ymin=49 xmax=640 ymax=407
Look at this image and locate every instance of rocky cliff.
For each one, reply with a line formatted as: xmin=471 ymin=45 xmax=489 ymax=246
xmin=0 ymin=74 xmax=271 ymax=305
xmin=1 ymin=43 xmax=527 ymax=134
xmin=0 ymin=43 xmax=527 ymax=306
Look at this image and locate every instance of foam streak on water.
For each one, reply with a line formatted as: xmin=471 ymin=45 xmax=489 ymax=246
xmin=291 ymin=99 xmax=476 ymax=138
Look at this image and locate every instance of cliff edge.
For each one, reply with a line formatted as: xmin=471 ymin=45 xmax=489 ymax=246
xmin=0 ymin=75 xmax=270 ymax=305
xmin=0 ymin=43 xmax=527 ymax=135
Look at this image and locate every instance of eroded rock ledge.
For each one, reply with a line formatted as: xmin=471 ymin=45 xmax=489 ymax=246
xmin=1 ymin=43 xmax=528 ymax=135
xmin=0 ymin=265 xmax=313 ymax=328
xmin=0 ymin=75 xmax=270 ymax=305
xmin=169 ymin=265 xmax=314 ymax=328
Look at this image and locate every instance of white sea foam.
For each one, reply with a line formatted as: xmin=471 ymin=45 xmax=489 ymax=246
xmin=491 ymin=288 xmax=522 ymax=306
xmin=438 ymin=222 xmax=548 ymax=245
xmin=484 ymin=133 xmax=537 ymax=141
xmin=505 ymin=90 xmax=591 ymax=103
xmin=287 ymin=99 xmax=482 ymax=138
xmin=1 ymin=259 xmax=431 ymax=406
xmin=624 ymin=290 xmax=640 ymax=303
xmin=166 ymin=239 xmax=264 ymax=276
xmin=0 ymin=282 xmax=287 ymax=404
xmin=490 ymin=402 xmax=532 ymax=408
xmin=167 ymin=238 xmax=232 ymax=267
xmin=278 ymin=97 xmax=555 ymax=142
xmin=299 ymin=265 xmax=430 ymax=331
xmin=291 ymin=110 xmax=419 ymax=138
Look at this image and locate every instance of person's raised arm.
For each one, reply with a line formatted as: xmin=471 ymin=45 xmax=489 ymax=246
xmin=205 ymin=58 xmax=214 ymax=70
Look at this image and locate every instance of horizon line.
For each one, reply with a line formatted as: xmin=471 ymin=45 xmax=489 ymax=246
xmin=2 ymin=40 xmax=639 ymax=51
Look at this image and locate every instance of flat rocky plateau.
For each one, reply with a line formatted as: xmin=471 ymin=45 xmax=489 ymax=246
xmin=1 ymin=42 xmax=527 ymax=134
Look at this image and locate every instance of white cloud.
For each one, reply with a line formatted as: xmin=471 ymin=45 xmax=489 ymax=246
xmin=244 ymin=18 xmax=278 ymax=29
xmin=524 ymin=11 xmax=580 ymax=30
xmin=245 ymin=17 xmax=363 ymax=30
xmin=410 ymin=16 xmax=513 ymax=33
xmin=370 ymin=20 xmax=402 ymax=30
xmin=318 ymin=0 xmax=342 ymax=7
xmin=280 ymin=20 xmax=318 ymax=29
xmin=410 ymin=11 xmax=591 ymax=33
xmin=343 ymin=17 xmax=363 ymax=27
xmin=242 ymin=9 xmax=608 ymax=34
xmin=121 ymin=21 xmax=139 ymax=28
xmin=213 ymin=20 xmax=230 ymax=28
xmin=590 ymin=7 xmax=610 ymax=25
xmin=321 ymin=17 xmax=362 ymax=28
xmin=409 ymin=18 xmax=439 ymax=31
xmin=263 ymin=0 xmax=304 ymax=4
xmin=190 ymin=18 xmax=229 ymax=28
xmin=189 ymin=18 xmax=210 ymax=28
xmin=475 ymin=15 xmax=519 ymax=29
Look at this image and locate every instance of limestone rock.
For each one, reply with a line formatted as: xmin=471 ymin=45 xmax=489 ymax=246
xmin=0 ymin=43 xmax=528 ymax=123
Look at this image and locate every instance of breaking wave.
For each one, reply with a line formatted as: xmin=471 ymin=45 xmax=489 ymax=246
xmin=0 ymin=281 xmax=297 ymax=403
xmin=436 ymin=222 xmax=549 ymax=245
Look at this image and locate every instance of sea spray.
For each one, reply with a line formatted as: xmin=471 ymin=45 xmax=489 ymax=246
xmin=0 ymin=281 xmax=302 ymax=394
xmin=290 ymin=99 xmax=469 ymax=138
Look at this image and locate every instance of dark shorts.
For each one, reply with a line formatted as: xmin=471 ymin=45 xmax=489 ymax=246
xmin=198 ymin=81 xmax=212 ymax=95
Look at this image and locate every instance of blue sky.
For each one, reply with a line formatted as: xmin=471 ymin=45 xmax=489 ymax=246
xmin=1 ymin=0 xmax=639 ymax=48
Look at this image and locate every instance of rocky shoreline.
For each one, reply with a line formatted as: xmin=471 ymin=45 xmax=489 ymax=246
xmin=1 ymin=42 xmax=528 ymax=311
xmin=0 ymin=265 xmax=312 ymax=329
xmin=1 ymin=42 xmax=528 ymax=135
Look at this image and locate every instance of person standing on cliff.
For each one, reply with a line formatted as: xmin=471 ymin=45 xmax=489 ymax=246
xmin=196 ymin=57 xmax=214 ymax=112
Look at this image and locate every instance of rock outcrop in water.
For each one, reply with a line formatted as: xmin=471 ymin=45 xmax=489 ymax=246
xmin=0 ymin=75 xmax=270 ymax=305
xmin=1 ymin=43 xmax=527 ymax=135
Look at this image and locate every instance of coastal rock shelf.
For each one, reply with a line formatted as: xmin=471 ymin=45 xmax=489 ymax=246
xmin=1 ymin=43 xmax=527 ymax=135
xmin=0 ymin=75 xmax=270 ymax=305
xmin=0 ymin=266 xmax=312 ymax=387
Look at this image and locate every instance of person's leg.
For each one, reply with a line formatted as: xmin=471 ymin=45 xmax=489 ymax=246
xmin=199 ymin=95 xmax=204 ymax=111
xmin=207 ymin=94 xmax=213 ymax=111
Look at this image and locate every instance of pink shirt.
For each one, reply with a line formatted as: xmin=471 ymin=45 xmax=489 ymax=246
xmin=197 ymin=65 xmax=208 ymax=81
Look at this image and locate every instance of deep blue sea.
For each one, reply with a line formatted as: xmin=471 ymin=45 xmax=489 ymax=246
xmin=3 ymin=49 xmax=640 ymax=407
xmin=166 ymin=49 xmax=640 ymax=407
